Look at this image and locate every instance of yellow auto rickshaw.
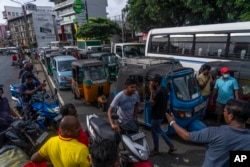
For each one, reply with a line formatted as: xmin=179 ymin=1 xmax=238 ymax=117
xmin=71 ymin=59 xmax=111 ymax=111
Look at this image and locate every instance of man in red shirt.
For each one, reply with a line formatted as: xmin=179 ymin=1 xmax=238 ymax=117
xmin=60 ymin=103 xmax=89 ymax=146
xmin=12 ymin=54 xmax=17 ymax=66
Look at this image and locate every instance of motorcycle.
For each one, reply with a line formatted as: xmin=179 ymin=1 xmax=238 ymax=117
xmin=2 ymin=118 xmax=49 ymax=156
xmin=31 ymin=89 xmax=61 ymax=131
xmin=10 ymin=82 xmax=61 ymax=132
xmin=86 ymin=114 xmax=152 ymax=167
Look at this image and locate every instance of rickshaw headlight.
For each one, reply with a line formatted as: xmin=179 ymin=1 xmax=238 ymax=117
xmin=174 ymin=110 xmax=193 ymax=118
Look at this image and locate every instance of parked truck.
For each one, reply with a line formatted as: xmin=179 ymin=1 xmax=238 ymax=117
xmin=77 ymin=40 xmax=103 ymax=52
xmin=111 ymin=43 xmax=145 ymax=64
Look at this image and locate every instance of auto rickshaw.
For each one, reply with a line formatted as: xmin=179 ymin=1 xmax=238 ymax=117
xmin=71 ymin=59 xmax=111 ymax=111
xmin=112 ymin=57 xmax=207 ymax=133
xmin=90 ymin=52 xmax=119 ymax=80
xmin=78 ymin=50 xmax=97 ymax=59
xmin=201 ymin=61 xmax=250 ymax=114
xmin=44 ymin=51 xmax=64 ymax=75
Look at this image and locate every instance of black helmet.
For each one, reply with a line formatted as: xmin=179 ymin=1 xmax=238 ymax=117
xmin=148 ymin=74 xmax=162 ymax=83
xmin=24 ymin=63 xmax=33 ymax=71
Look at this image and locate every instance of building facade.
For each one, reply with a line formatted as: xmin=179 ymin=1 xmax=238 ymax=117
xmin=8 ymin=11 xmax=56 ymax=47
xmin=2 ymin=5 xmax=55 ymax=21
xmin=49 ymin=0 xmax=108 ymax=45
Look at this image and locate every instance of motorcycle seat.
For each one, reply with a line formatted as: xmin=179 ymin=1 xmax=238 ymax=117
xmin=90 ymin=117 xmax=117 ymax=141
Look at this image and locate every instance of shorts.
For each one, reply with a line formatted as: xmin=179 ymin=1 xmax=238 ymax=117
xmin=215 ymin=102 xmax=225 ymax=115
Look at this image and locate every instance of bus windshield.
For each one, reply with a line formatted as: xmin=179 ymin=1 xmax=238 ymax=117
xmin=173 ymin=74 xmax=200 ymax=101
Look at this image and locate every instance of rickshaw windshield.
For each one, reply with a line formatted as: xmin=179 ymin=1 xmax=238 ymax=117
xmin=173 ymin=73 xmax=200 ymax=101
xmin=88 ymin=66 xmax=107 ymax=81
xmin=102 ymin=55 xmax=117 ymax=64
xmin=58 ymin=61 xmax=73 ymax=72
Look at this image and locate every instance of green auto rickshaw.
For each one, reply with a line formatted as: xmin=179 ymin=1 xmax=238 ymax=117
xmin=44 ymin=51 xmax=64 ymax=75
xmin=89 ymin=52 xmax=119 ymax=80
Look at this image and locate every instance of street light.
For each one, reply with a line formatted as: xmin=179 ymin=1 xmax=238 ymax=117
xmin=10 ymin=0 xmax=36 ymax=48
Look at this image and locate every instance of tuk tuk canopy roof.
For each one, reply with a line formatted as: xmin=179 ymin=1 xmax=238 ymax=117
xmin=71 ymin=59 xmax=107 ymax=68
xmin=90 ymin=52 xmax=116 ymax=58
xmin=116 ymin=58 xmax=192 ymax=91
xmin=45 ymin=51 xmax=64 ymax=57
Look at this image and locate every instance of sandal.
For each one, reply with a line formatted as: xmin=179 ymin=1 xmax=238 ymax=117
xmin=150 ymin=150 xmax=159 ymax=156
xmin=168 ymin=147 xmax=177 ymax=153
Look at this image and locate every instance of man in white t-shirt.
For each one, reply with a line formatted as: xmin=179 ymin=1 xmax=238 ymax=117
xmin=107 ymin=78 xmax=139 ymax=131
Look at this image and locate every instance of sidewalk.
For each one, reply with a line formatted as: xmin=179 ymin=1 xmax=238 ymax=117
xmin=33 ymin=61 xmax=52 ymax=95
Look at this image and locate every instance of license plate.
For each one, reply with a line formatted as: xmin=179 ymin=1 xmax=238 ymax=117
xmin=36 ymin=131 xmax=49 ymax=144
xmin=194 ymin=101 xmax=207 ymax=113
xmin=131 ymin=132 xmax=145 ymax=141
xmin=54 ymin=114 xmax=62 ymax=121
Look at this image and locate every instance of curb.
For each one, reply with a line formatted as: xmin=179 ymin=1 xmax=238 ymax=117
xmin=38 ymin=60 xmax=65 ymax=106
xmin=25 ymin=55 xmax=65 ymax=106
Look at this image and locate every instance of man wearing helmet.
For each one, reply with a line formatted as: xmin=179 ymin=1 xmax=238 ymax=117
xmin=148 ymin=74 xmax=176 ymax=156
xmin=211 ymin=67 xmax=239 ymax=126
xmin=19 ymin=63 xmax=40 ymax=85
xmin=0 ymin=85 xmax=20 ymax=129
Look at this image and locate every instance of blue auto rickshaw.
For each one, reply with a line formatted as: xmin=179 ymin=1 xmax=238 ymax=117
xmin=113 ymin=57 xmax=207 ymax=133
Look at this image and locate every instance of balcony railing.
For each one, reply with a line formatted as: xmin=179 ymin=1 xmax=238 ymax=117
xmin=54 ymin=0 xmax=75 ymax=10
xmin=58 ymin=9 xmax=75 ymax=17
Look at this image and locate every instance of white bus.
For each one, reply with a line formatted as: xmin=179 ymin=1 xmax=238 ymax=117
xmin=145 ymin=21 xmax=250 ymax=73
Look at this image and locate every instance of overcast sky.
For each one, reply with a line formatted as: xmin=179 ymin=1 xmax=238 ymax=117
xmin=0 ymin=0 xmax=127 ymax=23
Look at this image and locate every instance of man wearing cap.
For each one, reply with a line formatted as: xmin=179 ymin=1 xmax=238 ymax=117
xmin=211 ymin=67 xmax=239 ymax=126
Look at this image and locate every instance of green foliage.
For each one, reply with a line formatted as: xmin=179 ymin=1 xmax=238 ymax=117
xmin=125 ymin=0 xmax=250 ymax=32
xmin=76 ymin=17 xmax=121 ymax=41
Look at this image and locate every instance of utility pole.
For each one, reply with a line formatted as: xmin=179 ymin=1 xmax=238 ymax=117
xmin=121 ymin=10 xmax=125 ymax=43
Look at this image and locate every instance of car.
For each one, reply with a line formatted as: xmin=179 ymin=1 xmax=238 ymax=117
xmin=51 ymin=55 xmax=77 ymax=89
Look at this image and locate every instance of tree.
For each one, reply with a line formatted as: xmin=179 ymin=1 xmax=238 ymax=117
xmin=76 ymin=18 xmax=121 ymax=41
xmin=125 ymin=0 xmax=250 ymax=32
xmin=125 ymin=0 xmax=192 ymax=32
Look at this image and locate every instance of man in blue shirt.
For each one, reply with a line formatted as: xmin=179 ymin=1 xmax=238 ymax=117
xmin=107 ymin=78 xmax=139 ymax=131
xmin=211 ymin=67 xmax=239 ymax=126
xmin=166 ymin=99 xmax=250 ymax=167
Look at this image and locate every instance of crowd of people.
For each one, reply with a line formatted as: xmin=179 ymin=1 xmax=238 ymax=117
xmin=1 ymin=59 xmax=250 ymax=167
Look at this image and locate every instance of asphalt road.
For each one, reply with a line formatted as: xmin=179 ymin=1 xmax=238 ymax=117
xmin=1 ymin=55 xmax=207 ymax=167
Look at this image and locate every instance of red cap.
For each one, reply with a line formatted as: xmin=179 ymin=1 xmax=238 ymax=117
xmin=220 ymin=67 xmax=229 ymax=73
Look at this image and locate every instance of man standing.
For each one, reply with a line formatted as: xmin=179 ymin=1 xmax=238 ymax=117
xmin=166 ymin=99 xmax=250 ymax=167
xmin=107 ymin=78 xmax=139 ymax=131
xmin=197 ymin=64 xmax=214 ymax=98
xmin=31 ymin=115 xmax=91 ymax=167
xmin=148 ymin=74 xmax=176 ymax=156
xmin=197 ymin=64 xmax=214 ymax=119
xmin=211 ymin=67 xmax=239 ymax=126
xmin=0 ymin=85 xmax=20 ymax=128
